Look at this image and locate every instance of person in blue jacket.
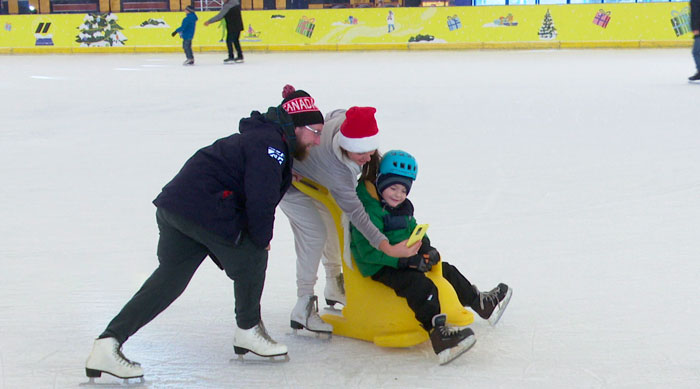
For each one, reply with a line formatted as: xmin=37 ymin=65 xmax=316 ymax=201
xmin=84 ymin=85 xmax=324 ymax=381
xmin=172 ymin=5 xmax=198 ymax=65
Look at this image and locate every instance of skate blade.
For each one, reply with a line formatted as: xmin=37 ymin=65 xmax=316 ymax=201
xmin=290 ymin=327 xmax=332 ymax=341
xmin=488 ymin=287 xmax=513 ymax=327
xmin=437 ymin=335 xmax=476 ymax=365
xmin=230 ymin=353 xmax=290 ymax=363
xmin=80 ymin=376 xmax=146 ymax=387
xmin=322 ymin=305 xmax=343 ymax=313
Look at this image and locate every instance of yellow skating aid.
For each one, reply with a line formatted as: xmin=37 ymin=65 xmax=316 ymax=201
xmin=292 ymin=179 xmax=474 ymax=348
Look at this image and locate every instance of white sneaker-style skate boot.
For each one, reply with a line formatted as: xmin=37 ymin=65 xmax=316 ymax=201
xmin=290 ymin=295 xmax=333 ymax=334
xmin=234 ymin=321 xmax=288 ymax=361
xmin=85 ymin=337 xmax=144 ymax=380
xmin=324 ymin=274 xmax=346 ymax=307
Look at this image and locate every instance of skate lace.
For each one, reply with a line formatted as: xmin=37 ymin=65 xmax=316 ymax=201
xmin=255 ymin=321 xmax=278 ymax=345
xmin=439 ymin=325 xmax=464 ymax=337
xmin=476 ymin=285 xmax=501 ymax=310
xmin=304 ymin=295 xmax=323 ymax=326
xmin=306 ymin=295 xmax=320 ymax=316
xmin=336 ymin=274 xmax=345 ymax=295
xmin=112 ymin=343 xmax=140 ymax=367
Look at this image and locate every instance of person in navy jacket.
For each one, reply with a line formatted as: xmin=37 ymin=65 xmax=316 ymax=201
xmin=85 ymin=85 xmax=324 ymax=380
xmin=172 ymin=5 xmax=198 ymax=65
xmin=690 ymin=0 xmax=700 ymax=81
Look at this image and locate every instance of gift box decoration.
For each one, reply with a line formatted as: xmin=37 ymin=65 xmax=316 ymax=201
xmin=670 ymin=7 xmax=691 ymax=37
xmin=296 ymin=16 xmax=316 ymax=38
xmin=593 ymin=9 xmax=611 ymax=29
xmin=447 ymin=15 xmax=462 ymax=31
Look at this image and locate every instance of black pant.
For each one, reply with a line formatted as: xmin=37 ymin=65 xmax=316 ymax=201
xmin=226 ymin=28 xmax=242 ymax=59
xmin=100 ymin=208 xmax=268 ymax=345
xmin=371 ymin=262 xmax=477 ymax=331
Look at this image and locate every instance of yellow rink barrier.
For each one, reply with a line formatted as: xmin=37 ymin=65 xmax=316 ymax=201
xmin=0 ymin=4 xmax=693 ymax=52
xmin=292 ymin=178 xmax=474 ymax=348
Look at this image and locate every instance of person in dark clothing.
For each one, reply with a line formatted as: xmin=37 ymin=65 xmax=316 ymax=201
xmin=204 ymin=0 xmax=244 ymax=64
xmin=84 ymin=85 xmax=324 ymax=381
xmin=690 ymin=0 xmax=700 ymax=81
xmin=171 ymin=5 xmax=198 ymax=66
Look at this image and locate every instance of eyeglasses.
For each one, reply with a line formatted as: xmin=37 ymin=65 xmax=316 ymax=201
xmin=303 ymin=125 xmax=322 ymax=136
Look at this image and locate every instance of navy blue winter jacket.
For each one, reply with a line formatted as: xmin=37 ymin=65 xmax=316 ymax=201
xmin=175 ymin=12 xmax=198 ymax=40
xmin=153 ymin=107 xmax=297 ymax=249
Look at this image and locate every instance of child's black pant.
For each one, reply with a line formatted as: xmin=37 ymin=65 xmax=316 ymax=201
xmin=371 ymin=262 xmax=478 ymax=331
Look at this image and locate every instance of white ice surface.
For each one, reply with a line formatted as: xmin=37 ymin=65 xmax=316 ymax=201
xmin=1 ymin=50 xmax=699 ymax=388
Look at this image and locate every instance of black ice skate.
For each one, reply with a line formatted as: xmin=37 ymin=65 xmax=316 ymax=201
xmin=234 ymin=55 xmax=244 ymax=63
xmin=689 ymin=71 xmax=700 ymax=82
xmin=470 ymin=283 xmax=513 ymax=326
xmin=429 ymin=314 xmax=476 ymax=365
xmin=224 ymin=57 xmax=236 ymax=64
xmin=183 ymin=59 xmax=194 ymax=66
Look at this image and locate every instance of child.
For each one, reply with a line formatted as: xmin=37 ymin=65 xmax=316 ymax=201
xmin=350 ymin=150 xmax=513 ymax=365
xmin=172 ymin=5 xmax=198 ymax=66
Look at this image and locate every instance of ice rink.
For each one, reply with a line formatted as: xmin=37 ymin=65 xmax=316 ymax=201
xmin=1 ymin=49 xmax=699 ymax=388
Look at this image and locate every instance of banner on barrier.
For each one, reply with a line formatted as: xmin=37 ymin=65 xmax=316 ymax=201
xmin=0 ymin=3 xmax=694 ymax=50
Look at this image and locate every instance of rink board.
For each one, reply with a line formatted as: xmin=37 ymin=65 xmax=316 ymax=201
xmin=0 ymin=3 xmax=694 ymax=52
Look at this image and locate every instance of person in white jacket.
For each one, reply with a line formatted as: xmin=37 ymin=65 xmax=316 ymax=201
xmin=280 ymin=106 xmax=420 ymax=334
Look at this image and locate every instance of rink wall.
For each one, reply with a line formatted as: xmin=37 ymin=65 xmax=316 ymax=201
xmin=0 ymin=3 xmax=694 ymax=53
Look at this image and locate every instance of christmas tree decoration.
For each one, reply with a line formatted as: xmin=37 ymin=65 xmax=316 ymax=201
xmin=538 ymin=9 xmax=557 ymax=40
xmin=75 ymin=13 xmax=127 ymax=47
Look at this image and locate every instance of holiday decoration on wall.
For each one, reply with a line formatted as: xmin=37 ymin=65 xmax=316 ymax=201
xmin=76 ymin=13 xmax=127 ymax=47
xmin=138 ymin=18 xmax=169 ymax=28
xmin=296 ymin=16 xmax=315 ymax=38
xmin=409 ymin=34 xmax=435 ymax=42
xmin=593 ymin=9 xmax=611 ymax=29
xmin=670 ymin=7 xmax=691 ymax=37
xmin=538 ymin=9 xmax=557 ymax=40
xmin=242 ymin=24 xmax=261 ymax=42
xmin=34 ymin=21 xmax=53 ymax=46
xmin=447 ymin=15 xmax=462 ymax=31
xmin=486 ymin=13 xmax=518 ymax=27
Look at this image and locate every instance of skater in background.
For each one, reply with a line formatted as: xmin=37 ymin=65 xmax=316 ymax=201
xmin=690 ymin=0 xmax=700 ymax=81
xmin=349 ymin=150 xmax=513 ymax=364
xmin=85 ymin=85 xmax=325 ymax=381
xmin=280 ymin=106 xmax=419 ymax=336
xmin=171 ymin=5 xmax=198 ymax=66
xmin=204 ymin=0 xmax=244 ymax=64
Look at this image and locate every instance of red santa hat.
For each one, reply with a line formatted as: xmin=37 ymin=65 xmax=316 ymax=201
xmin=337 ymin=106 xmax=380 ymax=153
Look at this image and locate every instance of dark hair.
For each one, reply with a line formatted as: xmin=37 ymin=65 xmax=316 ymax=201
xmin=359 ymin=150 xmax=382 ymax=184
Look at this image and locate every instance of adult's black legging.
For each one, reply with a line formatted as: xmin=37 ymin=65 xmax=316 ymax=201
xmin=226 ymin=24 xmax=242 ymax=60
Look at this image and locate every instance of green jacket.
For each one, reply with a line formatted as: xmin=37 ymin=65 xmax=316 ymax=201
xmin=350 ymin=180 xmax=424 ymax=277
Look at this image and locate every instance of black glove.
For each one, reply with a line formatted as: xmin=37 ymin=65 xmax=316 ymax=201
xmin=171 ymin=30 xmax=178 ymax=37
xmin=418 ymin=236 xmax=440 ymax=265
xmin=398 ymin=253 xmax=432 ymax=272
xmin=421 ymin=247 xmax=440 ymax=266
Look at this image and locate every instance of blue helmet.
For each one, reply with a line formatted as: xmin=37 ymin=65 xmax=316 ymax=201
xmin=379 ymin=150 xmax=418 ymax=180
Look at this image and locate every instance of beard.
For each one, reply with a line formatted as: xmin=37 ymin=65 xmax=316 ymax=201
xmin=294 ymin=143 xmax=310 ymax=161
